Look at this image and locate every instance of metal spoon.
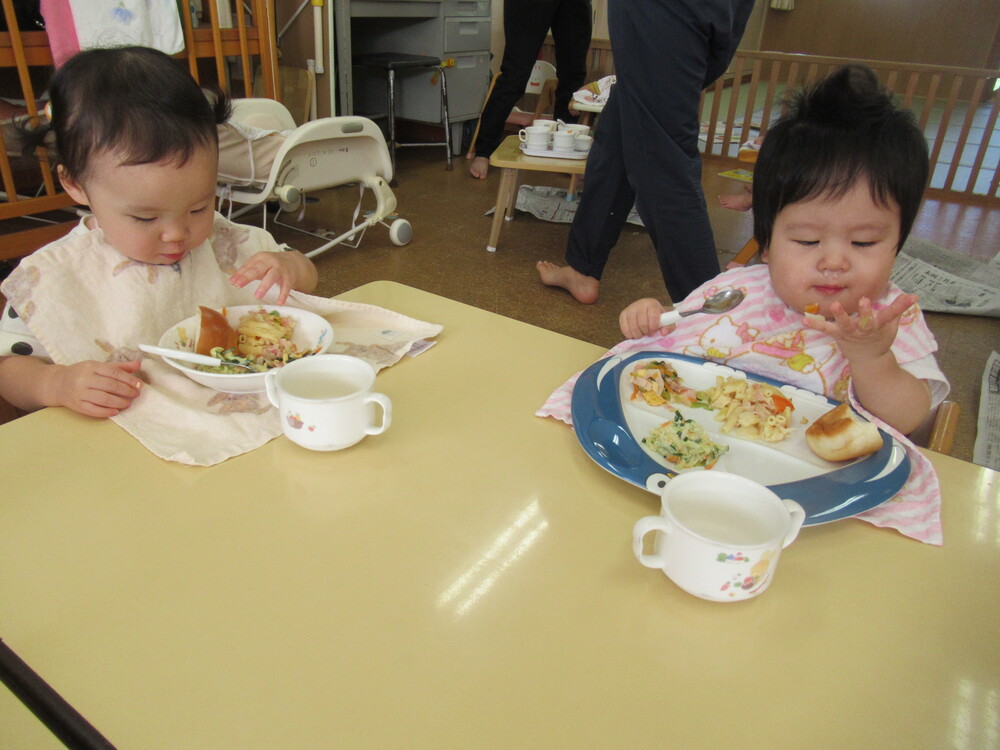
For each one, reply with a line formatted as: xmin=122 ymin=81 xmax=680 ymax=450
xmin=139 ymin=344 xmax=251 ymax=370
xmin=658 ymin=288 xmax=746 ymax=327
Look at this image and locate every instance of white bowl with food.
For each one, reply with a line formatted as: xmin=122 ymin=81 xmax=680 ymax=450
xmin=155 ymin=305 xmax=334 ymax=393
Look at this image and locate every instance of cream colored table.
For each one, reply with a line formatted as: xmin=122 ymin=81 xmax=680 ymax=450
xmin=2 ymin=281 xmax=999 ymax=749
xmin=486 ymin=134 xmax=587 ymax=252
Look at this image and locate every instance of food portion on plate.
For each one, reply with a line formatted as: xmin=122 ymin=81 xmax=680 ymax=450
xmin=642 ymin=411 xmax=728 ymax=469
xmin=622 ymin=355 xmax=882 ymax=474
xmin=190 ymin=306 xmax=324 ymax=374
xmin=805 ymin=403 xmax=883 ymax=461
xmin=704 ymin=376 xmax=795 ymax=443
xmin=629 ymin=360 xmax=710 ymax=409
xmin=158 ymin=305 xmax=334 ymax=393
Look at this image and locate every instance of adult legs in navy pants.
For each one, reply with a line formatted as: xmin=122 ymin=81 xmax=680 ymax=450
xmin=469 ymin=0 xmax=592 ymax=179
xmin=538 ymin=0 xmax=754 ymax=303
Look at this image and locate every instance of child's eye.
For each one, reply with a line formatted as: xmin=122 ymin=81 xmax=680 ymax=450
xmin=852 ymin=241 xmax=877 ymax=248
xmin=794 ymin=240 xmax=819 ymax=247
xmin=130 ymin=216 xmax=156 ymax=223
xmin=191 ymin=206 xmax=209 ymax=215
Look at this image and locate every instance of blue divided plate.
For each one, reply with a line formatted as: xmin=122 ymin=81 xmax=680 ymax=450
xmin=570 ymin=351 xmax=910 ymax=525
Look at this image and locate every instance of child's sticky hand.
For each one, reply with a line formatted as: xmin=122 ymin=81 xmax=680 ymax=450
xmin=620 ymin=298 xmax=675 ymax=340
xmin=52 ymin=359 xmax=144 ymax=418
xmin=803 ymin=294 xmax=918 ymax=362
xmin=230 ymin=252 xmax=297 ymax=305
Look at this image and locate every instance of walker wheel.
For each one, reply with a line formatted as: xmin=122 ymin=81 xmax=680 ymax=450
xmin=389 ymin=218 xmax=412 ymax=246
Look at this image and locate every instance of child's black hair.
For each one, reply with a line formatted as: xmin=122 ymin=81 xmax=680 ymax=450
xmin=19 ymin=46 xmax=230 ymax=183
xmin=752 ymin=64 xmax=929 ymax=252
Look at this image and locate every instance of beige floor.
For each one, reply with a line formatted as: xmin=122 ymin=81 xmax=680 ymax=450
xmin=244 ymin=145 xmax=998 ymax=465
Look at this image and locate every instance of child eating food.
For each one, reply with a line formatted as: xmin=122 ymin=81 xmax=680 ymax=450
xmin=0 ymin=46 xmax=318 ymax=418
xmin=540 ymin=64 xmax=950 ymax=544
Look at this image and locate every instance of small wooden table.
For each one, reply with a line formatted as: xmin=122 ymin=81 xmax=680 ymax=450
xmin=486 ymin=135 xmax=587 ymax=252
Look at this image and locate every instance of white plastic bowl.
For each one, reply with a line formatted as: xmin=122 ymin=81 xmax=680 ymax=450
xmin=155 ymin=305 xmax=334 ymax=393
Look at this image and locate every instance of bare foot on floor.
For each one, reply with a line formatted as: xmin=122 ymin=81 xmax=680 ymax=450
xmin=719 ymin=185 xmax=753 ymax=211
xmin=469 ymin=156 xmax=489 ymax=180
xmin=536 ymin=260 xmax=599 ymax=304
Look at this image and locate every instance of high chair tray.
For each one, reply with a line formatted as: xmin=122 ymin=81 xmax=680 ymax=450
xmin=519 ymin=143 xmax=588 ymax=160
xmin=570 ymin=351 xmax=910 ymax=525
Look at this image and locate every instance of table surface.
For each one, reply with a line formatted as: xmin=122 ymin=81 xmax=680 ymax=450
xmin=2 ymin=281 xmax=999 ymax=749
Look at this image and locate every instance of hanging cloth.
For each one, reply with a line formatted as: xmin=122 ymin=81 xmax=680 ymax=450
xmin=40 ymin=0 xmax=185 ymax=67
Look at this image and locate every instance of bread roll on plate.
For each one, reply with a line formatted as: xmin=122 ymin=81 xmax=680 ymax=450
xmin=805 ymin=403 xmax=883 ymax=462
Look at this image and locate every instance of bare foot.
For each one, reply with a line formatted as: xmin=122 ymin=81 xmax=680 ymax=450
xmin=469 ymin=156 xmax=489 ymax=180
xmin=719 ymin=185 xmax=753 ymax=211
xmin=536 ymin=260 xmax=599 ymax=304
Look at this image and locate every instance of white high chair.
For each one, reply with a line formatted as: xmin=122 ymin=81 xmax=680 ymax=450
xmin=216 ymin=98 xmax=412 ymax=259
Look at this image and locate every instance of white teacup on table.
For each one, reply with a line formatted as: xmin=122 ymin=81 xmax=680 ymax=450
xmin=632 ymin=471 xmax=805 ymax=602
xmin=552 ymin=130 xmax=577 ymax=153
xmin=519 ymin=125 xmax=551 ymax=149
xmin=265 ymin=354 xmax=391 ymax=451
xmin=574 ymin=134 xmax=593 ymax=153
xmin=532 ymin=118 xmax=558 ymax=132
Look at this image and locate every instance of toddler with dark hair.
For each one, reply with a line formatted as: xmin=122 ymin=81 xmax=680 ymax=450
xmin=540 ymin=65 xmax=949 ymax=544
xmin=1 ymin=46 xmax=318 ymax=418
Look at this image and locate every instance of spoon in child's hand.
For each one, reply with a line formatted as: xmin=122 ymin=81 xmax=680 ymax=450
xmin=139 ymin=344 xmax=251 ymax=370
xmin=658 ymin=288 xmax=746 ymax=327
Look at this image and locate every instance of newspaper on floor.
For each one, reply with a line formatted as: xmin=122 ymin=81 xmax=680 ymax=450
xmin=511 ymin=185 xmax=644 ymax=226
xmin=974 ymin=351 xmax=1000 ymax=471
xmin=893 ymin=237 xmax=1000 ymax=317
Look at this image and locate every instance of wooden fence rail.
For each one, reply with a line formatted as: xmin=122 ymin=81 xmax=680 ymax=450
xmin=539 ymin=42 xmax=999 ymax=205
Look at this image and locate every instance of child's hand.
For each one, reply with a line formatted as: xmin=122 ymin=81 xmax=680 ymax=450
xmin=230 ymin=251 xmax=318 ymax=305
xmin=620 ymin=298 xmax=676 ymax=339
xmin=50 ymin=359 xmax=144 ymax=418
xmin=803 ymin=294 xmax=917 ymax=363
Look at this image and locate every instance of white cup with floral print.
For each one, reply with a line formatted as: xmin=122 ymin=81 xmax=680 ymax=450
xmin=632 ymin=472 xmax=804 ymax=601
xmin=265 ymin=354 xmax=391 ymax=451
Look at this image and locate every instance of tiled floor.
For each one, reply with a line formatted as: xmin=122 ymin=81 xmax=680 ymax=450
xmin=249 ymin=146 xmax=999 ymax=465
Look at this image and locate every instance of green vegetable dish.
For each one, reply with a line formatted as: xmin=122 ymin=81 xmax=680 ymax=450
xmin=642 ymin=411 xmax=729 ymax=470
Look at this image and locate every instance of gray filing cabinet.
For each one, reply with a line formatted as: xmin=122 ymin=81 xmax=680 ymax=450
xmin=350 ymin=1 xmax=491 ymax=154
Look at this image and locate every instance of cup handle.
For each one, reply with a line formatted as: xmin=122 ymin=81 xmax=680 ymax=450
xmin=632 ymin=516 xmax=671 ymax=568
xmin=264 ymin=371 xmax=280 ymax=408
xmin=365 ymin=392 xmax=392 ymax=435
xmin=518 ymin=129 xmax=527 ymax=142
xmin=781 ymin=499 xmax=806 ymax=547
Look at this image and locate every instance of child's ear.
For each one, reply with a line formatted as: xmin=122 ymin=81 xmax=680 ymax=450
xmin=57 ymin=165 xmax=88 ymax=206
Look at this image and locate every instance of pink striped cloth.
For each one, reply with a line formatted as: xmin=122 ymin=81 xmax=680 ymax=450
xmin=538 ymin=264 xmax=946 ymax=545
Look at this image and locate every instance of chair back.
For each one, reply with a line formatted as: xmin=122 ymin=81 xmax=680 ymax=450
xmin=525 ymin=60 xmax=557 ymax=96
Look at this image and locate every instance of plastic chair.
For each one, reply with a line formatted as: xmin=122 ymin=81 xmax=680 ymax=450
xmin=216 ymin=98 xmax=412 ymax=259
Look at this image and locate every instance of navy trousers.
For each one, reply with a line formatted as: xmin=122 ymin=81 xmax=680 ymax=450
xmin=473 ymin=0 xmax=592 ymax=159
xmin=564 ymin=0 xmax=755 ymax=301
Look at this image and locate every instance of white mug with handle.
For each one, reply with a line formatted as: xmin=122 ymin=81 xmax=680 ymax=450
xmin=265 ymin=354 xmax=391 ymax=451
xmin=633 ymin=471 xmax=805 ymax=602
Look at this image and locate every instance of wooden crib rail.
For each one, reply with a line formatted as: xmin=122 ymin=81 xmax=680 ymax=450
xmin=0 ymin=0 xmax=280 ymax=261
xmin=701 ymin=51 xmax=999 ymax=204
xmin=537 ymin=42 xmax=999 ymax=205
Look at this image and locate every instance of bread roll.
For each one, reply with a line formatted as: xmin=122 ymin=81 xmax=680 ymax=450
xmin=195 ymin=306 xmax=239 ymax=355
xmin=805 ymin=403 xmax=883 ymax=462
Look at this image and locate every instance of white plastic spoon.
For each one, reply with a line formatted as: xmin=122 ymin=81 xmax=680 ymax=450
xmin=139 ymin=344 xmax=251 ymax=370
xmin=658 ymin=288 xmax=746 ymax=327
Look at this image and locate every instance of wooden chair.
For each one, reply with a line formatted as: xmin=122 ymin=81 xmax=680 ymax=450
xmin=910 ymin=400 xmax=960 ymax=455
